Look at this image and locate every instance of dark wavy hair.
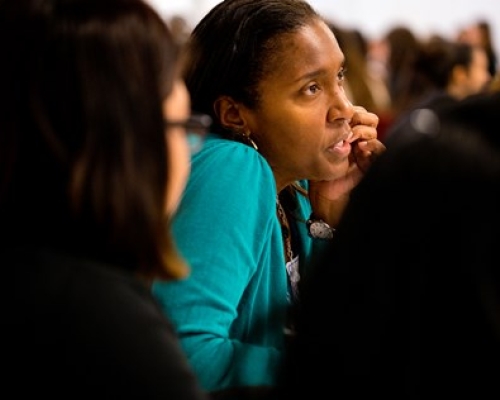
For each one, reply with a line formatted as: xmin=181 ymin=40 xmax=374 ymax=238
xmin=0 ymin=0 xmax=188 ymax=279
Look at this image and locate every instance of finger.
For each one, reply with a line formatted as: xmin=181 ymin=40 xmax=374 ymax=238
xmin=352 ymin=105 xmax=367 ymax=113
xmin=354 ymin=140 xmax=386 ymax=166
xmin=351 ymin=125 xmax=378 ymax=141
xmin=350 ymin=110 xmax=379 ymax=129
xmin=356 ymin=139 xmax=385 ymax=154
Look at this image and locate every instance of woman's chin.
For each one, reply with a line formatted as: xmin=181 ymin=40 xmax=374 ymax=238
xmin=323 ymin=161 xmax=349 ymax=181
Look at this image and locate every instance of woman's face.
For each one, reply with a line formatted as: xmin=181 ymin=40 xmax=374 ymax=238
xmin=163 ymin=80 xmax=191 ymax=216
xmin=242 ymin=20 xmax=355 ymax=190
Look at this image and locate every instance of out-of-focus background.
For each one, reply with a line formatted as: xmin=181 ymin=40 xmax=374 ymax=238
xmin=146 ymin=0 xmax=500 ymax=57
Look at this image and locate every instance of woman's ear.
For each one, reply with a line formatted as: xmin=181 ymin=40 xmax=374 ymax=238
xmin=214 ymin=96 xmax=247 ymax=132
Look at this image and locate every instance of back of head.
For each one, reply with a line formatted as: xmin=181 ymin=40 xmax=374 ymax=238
xmin=0 ymin=0 xmax=186 ymax=279
xmin=182 ymin=0 xmax=320 ymax=137
xmin=286 ymin=91 xmax=500 ymax=397
xmin=356 ymin=91 xmax=500 ymax=261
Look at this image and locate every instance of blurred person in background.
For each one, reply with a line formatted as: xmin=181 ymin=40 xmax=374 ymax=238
xmin=168 ymin=14 xmax=192 ymax=48
xmin=382 ymin=25 xmax=423 ymax=122
xmin=385 ymin=36 xmax=491 ymax=145
xmin=327 ymin=22 xmax=392 ymax=141
xmin=457 ymin=19 xmax=498 ymax=77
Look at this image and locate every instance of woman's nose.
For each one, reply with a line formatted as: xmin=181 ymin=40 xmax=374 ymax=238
xmin=328 ymin=90 xmax=355 ymax=121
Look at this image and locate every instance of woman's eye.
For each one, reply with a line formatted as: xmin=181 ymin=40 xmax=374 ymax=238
xmin=338 ymin=67 xmax=347 ymax=82
xmin=305 ymin=83 xmax=320 ymax=95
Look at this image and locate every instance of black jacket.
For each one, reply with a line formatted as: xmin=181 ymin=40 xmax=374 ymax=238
xmin=3 ymin=246 xmax=208 ymax=400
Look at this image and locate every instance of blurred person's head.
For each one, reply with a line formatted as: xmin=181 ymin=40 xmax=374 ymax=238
xmin=384 ymin=26 xmax=420 ymax=77
xmin=417 ymin=37 xmax=491 ymax=99
xmin=382 ymin=25 xmax=424 ymax=116
xmin=457 ymin=19 xmax=497 ymax=76
xmin=327 ymin=22 xmax=378 ymax=112
xmin=0 ymin=0 xmax=192 ymax=280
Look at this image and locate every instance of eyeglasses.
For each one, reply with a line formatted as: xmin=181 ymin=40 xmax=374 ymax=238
xmin=164 ymin=113 xmax=212 ymax=154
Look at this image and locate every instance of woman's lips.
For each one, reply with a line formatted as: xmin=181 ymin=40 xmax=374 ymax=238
xmin=328 ymin=130 xmax=353 ymax=156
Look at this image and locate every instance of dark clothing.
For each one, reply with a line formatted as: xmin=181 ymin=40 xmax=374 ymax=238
xmin=3 ymin=246 xmax=208 ymax=400
xmin=383 ymin=90 xmax=458 ymax=147
xmin=279 ymin=92 xmax=500 ymax=399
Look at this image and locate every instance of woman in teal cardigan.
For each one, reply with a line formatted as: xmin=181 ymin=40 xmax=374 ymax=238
xmin=152 ymin=0 xmax=385 ymax=396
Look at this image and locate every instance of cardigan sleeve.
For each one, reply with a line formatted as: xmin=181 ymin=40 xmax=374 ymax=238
xmin=152 ymin=138 xmax=287 ymax=392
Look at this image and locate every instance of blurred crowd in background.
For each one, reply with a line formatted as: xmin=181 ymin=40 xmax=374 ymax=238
xmin=166 ymin=14 xmax=499 ymax=143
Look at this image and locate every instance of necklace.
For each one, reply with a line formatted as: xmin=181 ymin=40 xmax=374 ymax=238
xmin=277 ymin=196 xmax=301 ymax=328
xmin=276 ymin=198 xmax=293 ymax=263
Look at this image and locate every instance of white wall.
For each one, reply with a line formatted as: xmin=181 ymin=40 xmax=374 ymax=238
xmin=147 ymin=0 xmax=500 ymax=67
xmin=314 ymin=0 xmax=499 ymax=45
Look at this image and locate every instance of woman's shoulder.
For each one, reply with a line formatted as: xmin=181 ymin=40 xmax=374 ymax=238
xmin=8 ymin=246 xmax=176 ymax=349
xmin=178 ymin=136 xmax=278 ymax=227
xmin=9 ymin=250 xmax=206 ymax=399
xmin=199 ymin=135 xmax=270 ymax=167
xmin=190 ymin=136 xmax=277 ymax=198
